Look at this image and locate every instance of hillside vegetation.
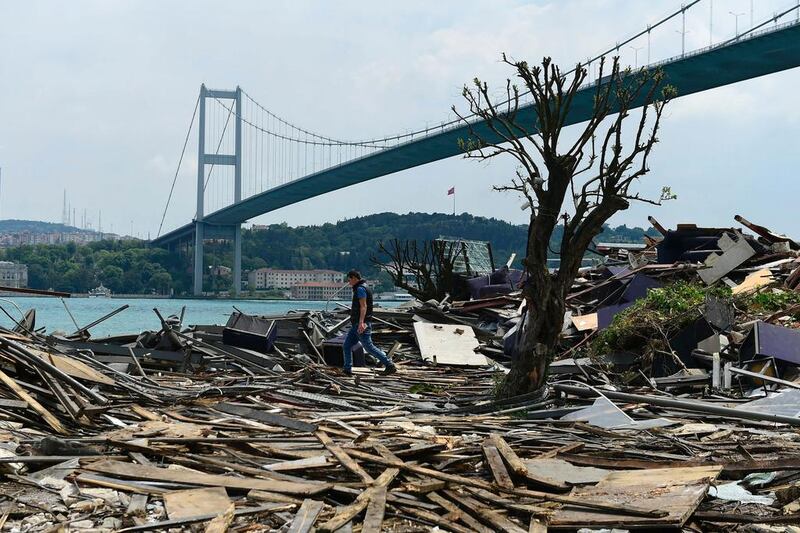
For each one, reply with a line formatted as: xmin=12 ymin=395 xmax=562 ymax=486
xmin=1 ymin=213 xmax=655 ymax=294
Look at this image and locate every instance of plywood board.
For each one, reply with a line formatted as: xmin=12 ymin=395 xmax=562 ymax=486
xmin=732 ymin=268 xmax=774 ymax=295
xmin=549 ymin=465 xmax=722 ymax=529
xmin=524 ymin=458 xmax=610 ymax=486
xmin=85 ymin=460 xmax=329 ymax=495
xmin=412 ymin=323 xmax=489 ymax=366
xmin=164 ymin=487 xmax=231 ymax=520
xmin=571 ymin=313 xmax=598 ymax=331
xmin=48 ymin=354 xmax=117 ymax=386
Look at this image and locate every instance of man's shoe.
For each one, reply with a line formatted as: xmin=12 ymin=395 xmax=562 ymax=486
xmin=342 ymin=369 xmax=353 ymax=376
xmin=382 ymin=365 xmax=397 ymax=376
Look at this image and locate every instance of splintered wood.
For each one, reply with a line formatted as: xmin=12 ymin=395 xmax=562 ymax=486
xmin=0 ymin=295 xmax=797 ymax=531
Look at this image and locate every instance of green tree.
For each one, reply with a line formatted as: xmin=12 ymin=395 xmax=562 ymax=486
xmin=150 ymin=272 xmax=173 ymax=294
xmin=101 ymin=265 xmax=125 ymax=293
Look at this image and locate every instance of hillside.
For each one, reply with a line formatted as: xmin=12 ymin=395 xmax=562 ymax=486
xmin=237 ymin=212 xmax=657 ymax=273
xmin=0 ymin=219 xmax=93 ymax=234
xmin=1 ymin=212 xmax=657 ymax=294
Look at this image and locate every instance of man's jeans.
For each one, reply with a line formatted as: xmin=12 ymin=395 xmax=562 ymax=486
xmin=342 ymin=322 xmax=392 ymax=372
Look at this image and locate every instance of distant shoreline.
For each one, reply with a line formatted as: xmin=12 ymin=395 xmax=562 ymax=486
xmin=0 ymin=292 xmax=411 ymax=303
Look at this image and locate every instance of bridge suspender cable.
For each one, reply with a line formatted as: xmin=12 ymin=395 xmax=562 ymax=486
xmin=156 ymin=94 xmax=200 ymax=239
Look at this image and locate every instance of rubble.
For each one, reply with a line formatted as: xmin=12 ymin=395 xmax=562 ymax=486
xmin=0 ymin=214 xmax=799 ymax=530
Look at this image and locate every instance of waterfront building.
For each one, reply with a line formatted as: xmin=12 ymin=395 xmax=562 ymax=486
xmin=210 ymin=265 xmax=232 ymax=277
xmin=248 ymin=268 xmax=344 ymax=290
xmin=290 ymin=281 xmax=345 ymax=300
xmin=0 ymin=231 xmax=121 ymax=248
xmin=0 ymin=261 xmax=28 ymax=288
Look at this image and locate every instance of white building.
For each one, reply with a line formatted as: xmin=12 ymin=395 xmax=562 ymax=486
xmin=247 ymin=268 xmax=345 ymax=290
xmin=290 ymin=282 xmax=345 ymax=300
xmin=0 ymin=261 xmax=28 ymax=288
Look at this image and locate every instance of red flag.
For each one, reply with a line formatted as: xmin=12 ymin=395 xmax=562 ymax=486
xmin=447 ymin=187 xmax=455 ymax=195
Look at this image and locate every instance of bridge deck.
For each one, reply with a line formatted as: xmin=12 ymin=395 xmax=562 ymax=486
xmin=153 ymin=21 xmax=800 ymax=247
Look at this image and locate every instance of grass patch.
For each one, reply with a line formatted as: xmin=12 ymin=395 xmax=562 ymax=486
xmin=588 ymin=278 xmax=800 ymax=363
xmin=588 ymin=281 xmax=728 ymax=361
xmin=409 ymin=383 xmax=445 ymax=394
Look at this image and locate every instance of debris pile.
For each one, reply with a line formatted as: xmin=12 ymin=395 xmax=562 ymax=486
xmin=0 ymin=215 xmax=800 ymax=530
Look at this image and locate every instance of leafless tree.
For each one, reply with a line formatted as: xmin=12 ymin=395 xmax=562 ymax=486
xmin=372 ymin=239 xmax=459 ymax=301
xmin=453 ymin=55 xmax=676 ymax=398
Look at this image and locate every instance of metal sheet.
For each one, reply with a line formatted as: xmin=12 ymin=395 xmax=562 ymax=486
xmin=741 ymin=321 xmax=800 ymax=366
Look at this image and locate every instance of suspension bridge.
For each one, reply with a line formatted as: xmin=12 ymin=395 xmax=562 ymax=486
xmin=151 ymin=1 xmax=800 ymax=296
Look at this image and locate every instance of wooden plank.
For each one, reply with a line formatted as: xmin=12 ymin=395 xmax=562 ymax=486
xmin=487 ymin=433 xmax=568 ymax=491
xmin=76 ymin=473 xmax=171 ymax=494
xmin=247 ymin=490 xmax=303 ymax=505
xmin=125 ymin=494 xmax=148 ymax=517
xmin=85 ymin=459 xmax=330 ymax=495
xmin=130 ymin=404 xmax=161 ymax=422
xmin=445 ymin=491 xmax=527 ymax=533
xmin=164 ymin=487 xmax=232 ymax=520
xmin=549 ymin=466 xmax=722 ymax=529
xmin=0 ymin=455 xmax=125 ymax=464
xmin=0 ymin=368 xmax=67 ymax=434
xmin=204 ymin=503 xmax=235 ymax=533
xmin=404 ymin=479 xmax=446 ymax=494
xmin=536 ymin=442 xmax=583 ymax=459
xmin=0 ymin=398 xmax=27 ymax=409
xmin=345 ymin=448 xmax=665 ymax=518
xmin=557 ymin=452 xmax=676 ymax=470
xmin=46 ymin=353 xmax=116 ymax=386
xmin=215 ymin=403 xmax=317 ymax=433
xmin=263 ymin=455 xmax=330 ymax=472
xmin=128 ymin=452 xmax=153 ymax=467
xmin=426 ymin=492 xmax=494 ymax=533
xmin=525 ymin=458 xmax=609 ymax=486
xmin=529 ymin=517 xmax=547 ymax=533
xmin=485 ymin=434 xmax=528 ymax=476
xmin=317 ymin=468 xmax=398 ymax=532
xmin=287 ymin=499 xmax=324 ymax=533
xmin=395 ymin=505 xmax=475 ymax=533
xmin=117 ymin=503 xmax=292 ymax=533
xmin=315 ymin=430 xmax=373 ymax=484
xmin=412 ymin=323 xmax=490 ymax=366
xmin=482 ymin=443 xmax=514 ymax=489
xmin=361 ymin=486 xmax=387 ymax=533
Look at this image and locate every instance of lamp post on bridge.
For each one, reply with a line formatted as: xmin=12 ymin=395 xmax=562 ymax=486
xmin=730 ymin=11 xmax=745 ymax=37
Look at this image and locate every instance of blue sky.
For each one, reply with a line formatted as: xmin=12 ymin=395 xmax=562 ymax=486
xmin=1 ymin=0 xmax=798 ymax=238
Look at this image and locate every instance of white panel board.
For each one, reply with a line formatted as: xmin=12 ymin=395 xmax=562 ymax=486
xmin=412 ymin=323 xmax=490 ymax=366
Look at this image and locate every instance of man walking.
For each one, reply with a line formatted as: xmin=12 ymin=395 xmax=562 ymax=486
xmin=342 ymin=270 xmax=397 ymax=376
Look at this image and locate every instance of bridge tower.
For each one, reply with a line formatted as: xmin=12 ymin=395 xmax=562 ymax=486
xmin=194 ymin=84 xmax=242 ymax=296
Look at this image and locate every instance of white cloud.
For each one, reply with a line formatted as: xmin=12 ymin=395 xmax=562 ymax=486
xmin=0 ymin=0 xmax=798 ymax=236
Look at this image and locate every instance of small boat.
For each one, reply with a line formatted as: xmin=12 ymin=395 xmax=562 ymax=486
xmin=88 ymin=284 xmax=112 ymax=298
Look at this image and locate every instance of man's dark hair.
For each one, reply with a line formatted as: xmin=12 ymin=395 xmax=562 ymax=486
xmin=347 ymin=270 xmax=362 ymax=280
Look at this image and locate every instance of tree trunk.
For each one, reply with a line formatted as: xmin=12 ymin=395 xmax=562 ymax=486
xmin=496 ymin=278 xmax=566 ymax=399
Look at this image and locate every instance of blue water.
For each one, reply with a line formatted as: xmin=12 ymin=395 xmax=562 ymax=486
xmin=0 ymin=297 xmax=400 ymax=337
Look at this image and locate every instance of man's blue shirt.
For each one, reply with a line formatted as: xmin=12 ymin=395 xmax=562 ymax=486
xmin=355 ymin=286 xmax=367 ymax=299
